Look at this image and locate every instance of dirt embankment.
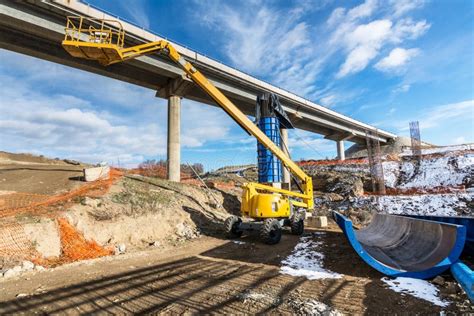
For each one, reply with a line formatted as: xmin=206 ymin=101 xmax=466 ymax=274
xmin=65 ymin=176 xmax=242 ymax=250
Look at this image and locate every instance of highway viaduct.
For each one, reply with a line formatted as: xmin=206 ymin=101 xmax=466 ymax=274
xmin=0 ymin=0 xmax=397 ymax=182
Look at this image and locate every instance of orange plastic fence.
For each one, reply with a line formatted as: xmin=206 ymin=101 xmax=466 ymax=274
xmin=56 ymin=218 xmax=113 ymax=262
xmin=0 ymin=221 xmax=39 ymax=260
xmin=0 ymin=168 xmax=123 ymax=219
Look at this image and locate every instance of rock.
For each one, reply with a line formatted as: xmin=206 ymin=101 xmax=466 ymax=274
xmin=63 ymin=159 xmax=81 ymax=165
xmin=149 ymin=241 xmax=161 ymax=247
xmin=175 ymin=223 xmax=198 ymax=239
xmin=21 ymin=261 xmax=35 ymax=271
xmin=309 ymin=216 xmax=328 ymax=228
xmin=312 ymin=171 xmax=365 ymax=197
xmin=82 ymin=197 xmax=100 ymax=208
xmin=444 ymin=282 xmax=458 ymax=294
xmin=326 ymin=193 xmax=344 ymax=202
xmin=16 ymin=293 xmax=28 ymax=298
xmin=34 ymin=265 xmax=46 ymax=271
xmin=115 ymin=244 xmax=126 ymax=255
xmin=432 ymin=275 xmax=445 ymax=286
xmin=3 ymin=268 xmax=20 ymax=278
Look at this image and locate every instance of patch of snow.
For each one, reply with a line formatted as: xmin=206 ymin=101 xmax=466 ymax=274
xmin=237 ymin=290 xmax=281 ymax=305
xmin=382 ymin=161 xmax=400 ymax=188
xmin=288 ymin=297 xmax=342 ymax=316
xmin=401 ymin=144 xmax=474 ymax=156
xmin=399 ymin=154 xmax=473 ymax=189
xmin=382 ymin=277 xmax=450 ymax=307
xmin=361 ymin=193 xmax=472 ymax=216
xmin=280 ymin=234 xmax=342 ymax=280
xmin=231 ymin=240 xmax=246 ymax=245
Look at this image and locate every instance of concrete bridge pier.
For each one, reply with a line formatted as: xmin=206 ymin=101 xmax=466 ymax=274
xmin=167 ymin=96 xmax=181 ymax=182
xmin=157 ymin=76 xmax=194 ymax=182
xmin=337 ymin=140 xmax=345 ymax=161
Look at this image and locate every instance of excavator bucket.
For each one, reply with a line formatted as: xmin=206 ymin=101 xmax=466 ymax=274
xmin=333 ymin=211 xmax=467 ymax=279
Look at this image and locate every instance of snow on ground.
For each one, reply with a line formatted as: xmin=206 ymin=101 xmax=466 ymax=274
xmin=401 ymin=144 xmax=474 ymax=156
xmin=382 ymin=277 xmax=450 ymax=307
xmin=382 ymin=161 xmax=400 ymax=188
xmin=280 ymin=233 xmax=342 ymax=280
xmin=382 ymin=153 xmax=473 ymax=189
xmin=399 ymin=153 xmax=473 ymax=189
xmin=359 ymin=193 xmax=472 ymax=216
xmin=288 ymin=297 xmax=342 ymax=316
xmin=231 ymin=240 xmax=246 ymax=245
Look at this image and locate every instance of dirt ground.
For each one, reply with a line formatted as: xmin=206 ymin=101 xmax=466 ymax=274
xmin=0 ymin=223 xmax=471 ymax=315
xmin=0 ymin=152 xmax=472 ymax=314
xmin=0 ymin=164 xmax=84 ymax=196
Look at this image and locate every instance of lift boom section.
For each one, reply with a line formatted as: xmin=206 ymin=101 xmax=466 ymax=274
xmin=61 ymin=17 xmax=313 ymax=232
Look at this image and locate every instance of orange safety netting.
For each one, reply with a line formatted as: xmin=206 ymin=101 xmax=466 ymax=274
xmin=298 ymin=158 xmax=368 ymax=166
xmin=31 ymin=218 xmax=113 ymax=268
xmin=128 ymin=165 xmax=194 ymax=180
xmin=0 ymin=168 xmax=123 ymax=219
xmin=0 ymin=221 xmax=39 ymax=260
xmin=56 ymin=217 xmax=113 ymax=262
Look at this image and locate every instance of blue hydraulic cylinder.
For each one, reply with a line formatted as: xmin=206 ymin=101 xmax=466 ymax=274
xmin=257 ymin=117 xmax=282 ymax=183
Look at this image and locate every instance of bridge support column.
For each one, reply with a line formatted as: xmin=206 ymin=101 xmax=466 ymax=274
xmin=337 ymin=140 xmax=345 ymax=161
xmin=281 ymin=128 xmax=291 ymax=190
xmin=167 ymin=95 xmax=181 ymax=182
xmin=157 ymin=76 xmax=193 ymax=183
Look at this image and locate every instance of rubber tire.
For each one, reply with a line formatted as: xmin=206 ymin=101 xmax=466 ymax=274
xmin=260 ymin=218 xmax=282 ymax=245
xmin=291 ymin=219 xmax=304 ymax=236
xmin=224 ymin=216 xmax=243 ymax=238
xmin=291 ymin=212 xmax=305 ymax=236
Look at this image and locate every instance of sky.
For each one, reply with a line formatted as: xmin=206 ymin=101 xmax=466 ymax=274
xmin=0 ymin=0 xmax=473 ymax=170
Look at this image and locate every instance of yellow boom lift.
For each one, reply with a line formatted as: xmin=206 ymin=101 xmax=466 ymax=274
xmin=62 ymin=16 xmax=314 ymax=244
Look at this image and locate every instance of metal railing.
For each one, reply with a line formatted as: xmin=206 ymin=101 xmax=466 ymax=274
xmin=64 ymin=16 xmax=125 ymax=48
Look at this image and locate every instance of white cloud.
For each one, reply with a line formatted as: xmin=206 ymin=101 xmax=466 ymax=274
xmin=319 ymin=94 xmax=338 ymax=107
xmin=391 ymin=19 xmax=430 ymax=42
xmin=389 ymin=0 xmax=426 ymax=17
xmin=393 ymin=83 xmax=411 ymax=93
xmin=347 ymin=0 xmax=378 ymax=21
xmin=329 ymin=1 xmax=430 ymax=78
xmin=375 ymin=47 xmax=420 ymax=72
xmin=420 ymin=100 xmax=474 ymax=129
xmin=195 ymin=1 xmax=328 ymax=98
xmin=392 ymin=100 xmax=474 ymax=132
xmin=195 ymin=0 xmax=431 ymax=102
xmin=336 ymin=17 xmax=392 ymax=78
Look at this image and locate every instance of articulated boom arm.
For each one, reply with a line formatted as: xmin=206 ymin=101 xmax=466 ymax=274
xmin=62 ymin=16 xmax=313 ymax=209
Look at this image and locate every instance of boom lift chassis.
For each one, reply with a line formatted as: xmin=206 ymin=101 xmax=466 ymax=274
xmin=62 ymin=16 xmax=314 ymax=244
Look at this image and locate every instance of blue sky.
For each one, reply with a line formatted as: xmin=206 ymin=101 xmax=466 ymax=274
xmin=0 ymin=0 xmax=473 ymax=170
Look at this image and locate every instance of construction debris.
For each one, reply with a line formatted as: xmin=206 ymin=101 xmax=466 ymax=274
xmin=84 ymin=164 xmax=110 ymax=182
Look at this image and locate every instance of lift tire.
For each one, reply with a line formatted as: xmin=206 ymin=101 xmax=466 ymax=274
xmin=224 ymin=216 xmax=243 ymax=238
xmin=260 ymin=219 xmax=282 ymax=245
xmin=291 ymin=213 xmax=305 ymax=236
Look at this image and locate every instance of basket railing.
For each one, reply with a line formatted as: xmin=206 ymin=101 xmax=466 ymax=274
xmin=64 ymin=16 xmax=125 ymax=47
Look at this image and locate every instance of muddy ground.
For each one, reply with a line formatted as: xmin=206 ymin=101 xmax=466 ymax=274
xmin=0 ymin=223 xmax=471 ymax=314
